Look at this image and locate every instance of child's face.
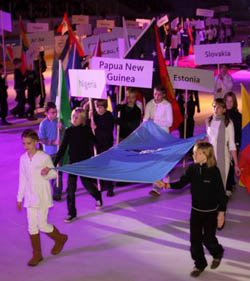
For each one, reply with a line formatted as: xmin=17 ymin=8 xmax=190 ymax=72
xmin=127 ymin=93 xmax=137 ymax=105
xmin=72 ymin=112 xmax=84 ymax=126
xmin=193 ymin=148 xmax=207 ymax=164
xmin=154 ymin=90 xmax=164 ymax=104
xmin=22 ymin=137 xmax=37 ymax=153
xmin=213 ymin=103 xmax=225 ymax=117
xmin=46 ymin=108 xmax=57 ymax=121
xmin=225 ymin=96 xmax=234 ymax=110
xmin=95 ymin=105 xmax=106 ymax=115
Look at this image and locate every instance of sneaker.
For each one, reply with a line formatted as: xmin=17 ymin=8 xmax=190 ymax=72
xmin=96 ymin=200 xmax=103 ymax=210
xmin=190 ymin=267 xmax=204 ymax=277
xmin=64 ymin=215 xmax=77 ymax=223
xmin=107 ymin=190 xmax=114 ymax=197
xmin=149 ymin=189 xmax=161 ymax=197
xmin=210 ymin=258 xmax=222 ymax=269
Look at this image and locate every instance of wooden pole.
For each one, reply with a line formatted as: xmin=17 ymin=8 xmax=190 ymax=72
xmin=89 ymin=97 xmax=101 ymax=191
xmin=116 ymin=86 xmax=122 ymax=144
xmin=183 ymin=89 xmax=188 ymax=167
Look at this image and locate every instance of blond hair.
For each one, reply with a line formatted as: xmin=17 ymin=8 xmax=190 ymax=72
xmin=193 ymin=142 xmax=217 ymax=168
xmin=71 ymin=107 xmax=87 ymax=124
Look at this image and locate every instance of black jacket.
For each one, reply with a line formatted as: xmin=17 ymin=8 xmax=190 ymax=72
xmin=54 ymin=124 xmax=96 ymax=165
xmin=170 ymin=163 xmax=227 ymax=212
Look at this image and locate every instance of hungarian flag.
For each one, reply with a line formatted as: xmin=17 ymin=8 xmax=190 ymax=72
xmin=125 ymin=18 xmax=182 ymax=131
xmin=239 ymin=84 xmax=250 ymax=195
xmin=56 ymin=60 xmax=72 ymax=128
xmin=57 ymin=13 xmax=84 ymax=57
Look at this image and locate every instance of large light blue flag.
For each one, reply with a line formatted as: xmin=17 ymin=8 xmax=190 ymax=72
xmin=58 ymin=120 xmax=205 ymax=183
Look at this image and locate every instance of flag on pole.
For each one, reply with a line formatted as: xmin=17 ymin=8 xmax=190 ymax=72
xmin=56 ymin=60 xmax=72 ymax=128
xmin=6 ymin=44 xmax=14 ymax=62
xmin=125 ymin=18 xmax=183 ymax=131
xmin=239 ymin=84 xmax=250 ymax=195
xmin=92 ymin=36 xmax=102 ymax=57
xmin=57 ymin=13 xmax=84 ymax=57
xmin=19 ymin=17 xmax=29 ymax=74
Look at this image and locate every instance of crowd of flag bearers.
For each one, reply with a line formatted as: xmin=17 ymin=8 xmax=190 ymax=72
xmin=0 ymin=11 xmax=247 ymax=280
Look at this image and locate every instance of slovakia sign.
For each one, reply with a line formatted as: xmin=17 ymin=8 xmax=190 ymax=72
xmin=69 ymin=69 xmax=107 ymax=99
xmin=194 ymin=43 xmax=242 ymax=65
xmin=90 ymin=57 xmax=153 ymax=88
xmin=167 ymin=67 xmax=214 ymax=93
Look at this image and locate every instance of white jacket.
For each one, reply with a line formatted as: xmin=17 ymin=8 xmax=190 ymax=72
xmin=17 ymin=151 xmax=56 ymax=208
xmin=144 ymin=99 xmax=173 ymax=132
xmin=214 ymin=73 xmax=233 ymax=99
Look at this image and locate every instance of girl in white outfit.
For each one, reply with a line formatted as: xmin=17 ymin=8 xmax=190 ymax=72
xmin=206 ymin=99 xmax=240 ymax=196
xmin=17 ymin=129 xmax=67 ymax=266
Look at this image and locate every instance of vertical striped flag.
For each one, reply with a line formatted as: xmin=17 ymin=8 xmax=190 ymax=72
xmin=239 ymin=84 xmax=250 ymax=195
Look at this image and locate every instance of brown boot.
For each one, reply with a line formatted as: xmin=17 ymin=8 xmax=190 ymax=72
xmin=28 ymin=234 xmax=43 ymax=266
xmin=46 ymin=226 xmax=68 ymax=255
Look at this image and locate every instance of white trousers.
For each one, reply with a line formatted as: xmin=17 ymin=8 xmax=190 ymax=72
xmin=26 ymin=207 xmax=53 ymax=235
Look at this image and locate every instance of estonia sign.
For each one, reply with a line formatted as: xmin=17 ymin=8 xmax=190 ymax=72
xmin=194 ymin=43 xmax=242 ymax=65
xmin=69 ymin=69 xmax=107 ymax=99
xmin=167 ymin=67 xmax=214 ymax=93
xmin=90 ymin=57 xmax=153 ymax=88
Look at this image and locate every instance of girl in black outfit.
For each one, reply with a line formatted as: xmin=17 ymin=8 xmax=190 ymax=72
xmin=224 ymin=92 xmax=242 ymax=196
xmin=54 ymin=108 xmax=102 ymax=223
xmin=155 ymin=142 xmax=227 ymax=278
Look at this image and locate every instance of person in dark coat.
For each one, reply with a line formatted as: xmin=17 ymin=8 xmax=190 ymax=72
xmin=0 ymin=64 xmax=11 ymax=125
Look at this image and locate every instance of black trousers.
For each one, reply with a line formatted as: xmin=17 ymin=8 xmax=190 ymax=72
xmin=0 ymin=93 xmax=8 ymax=120
xmin=67 ymin=174 xmax=102 ymax=217
xmin=12 ymin=89 xmax=26 ymax=117
xmin=190 ymin=209 xmax=224 ymax=269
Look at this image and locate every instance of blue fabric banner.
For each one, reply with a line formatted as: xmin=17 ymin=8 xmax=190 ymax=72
xmin=58 ymin=120 xmax=205 ymax=183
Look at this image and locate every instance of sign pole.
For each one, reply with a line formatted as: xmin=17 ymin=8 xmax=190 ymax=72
xmin=89 ymin=97 xmax=101 ymax=191
xmin=116 ymin=86 xmax=122 ymax=144
xmin=183 ymin=88 xmax=188 ymax=168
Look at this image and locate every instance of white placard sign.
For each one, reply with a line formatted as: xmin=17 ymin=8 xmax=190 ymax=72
xmin=136 ymin=18 xmax=151 ymax=27
xmin=126 ymin=20 xmax=139 ymax=28
xmin=196 ymin=8 xmax=214 ymax=18
xmin=171 ymin=17 xmax=179 ymax=29
xmin=96 ymin=19 xmax=115 ymax=28
xmin=27 ymin=31 xmax=54 ymax=47
xmin=0 ymin=10 xmax=12 ymax=32
xmin=194 ymin=43 xmax=242 ymax=65
xmin=83 ymin=33 xmax=119 ymax=57
xmin=27 ymin=23 xmax=49 ymax=33
xmin=167 ymin=67 xmax=214 ymax=92
xmin=72 ymin=15 xmax=89 ymax=25
xmin=76 ymin=24 xmax=92 ymax=36
xmin=221 ymin=18 xmax=232 ymax=25
xmin=90 ymin=57 xmax=153 ymax=88
xmin=157 ymin=15 xmax=169 ymax=27
xmin=69 ymin=69 xmax=107 ymax=99
xmin=205 ymin=18 xmax=219 ymax=26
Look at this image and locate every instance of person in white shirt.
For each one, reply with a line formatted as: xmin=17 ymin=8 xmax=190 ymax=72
xmin=17 ymin=129 xmax=68 ymax=266
xmin=144 ymin=85 xmax=173 ymax=133
xmin=214 ymin=64 xmax=234 ymax=99
xmin=144 ymin=85 xmax=173 ymax=197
